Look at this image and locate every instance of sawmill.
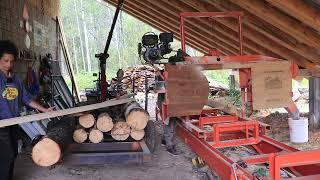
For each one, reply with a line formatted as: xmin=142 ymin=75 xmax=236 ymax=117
xmin=1 ymin=0 xmax=320 ymax=180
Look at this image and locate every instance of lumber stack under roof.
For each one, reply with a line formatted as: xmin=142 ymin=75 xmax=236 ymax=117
xmin=105 ymin=0 xmax=320 ymax=73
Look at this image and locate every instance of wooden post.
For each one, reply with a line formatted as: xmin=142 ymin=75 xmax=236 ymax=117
xmin=309 ymin=77 xmax=320 ymax=128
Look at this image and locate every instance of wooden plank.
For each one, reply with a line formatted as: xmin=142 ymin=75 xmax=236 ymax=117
xmin=205 ymin=0 xmax=320 ymax=65
xmin=0 ymin=98 xmax=134 ymax=128
xmin=166 ymin=64 xmax=209 ymax=117
xmin=251 ymin=61 xmax=292 ymax=109
xmin=231 ymin=0 xmax=320 ymax=48
xmin=266 ymin=0 xmax=320 ymax=34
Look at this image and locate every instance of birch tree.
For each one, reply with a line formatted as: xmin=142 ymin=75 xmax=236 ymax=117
xmin=72 ymin=37 xmax=79 ymax=74
xmin=74 ymin=0 xmax=86 ymax=72
xmin=80 ymin=0 xmax=92 ymax=72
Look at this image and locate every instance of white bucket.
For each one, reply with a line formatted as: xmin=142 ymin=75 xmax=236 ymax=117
xmin=288 ymin=118 xmax=308 ymax=143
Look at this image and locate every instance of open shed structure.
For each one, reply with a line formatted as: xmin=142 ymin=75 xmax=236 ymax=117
xmin=105 ymin=0 xmax=320 ymax=128
xmin=2 ymin=0 xmax=320 ymax=180
xmin=106 ymin=0 xmax=320 ymax=71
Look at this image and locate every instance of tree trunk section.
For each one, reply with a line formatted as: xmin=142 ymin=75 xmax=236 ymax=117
xmin=111 ymin=121 xmax=130 ymax=141
xmin=124 ymin=102 xmax=149 ymax=130
xmin=32 ymin=116 xmax=76 ymax=167
xmin=79 ymin=113 xmax=95 ymax=128
xmin=207 ymin=98 xmax=240 ymax=116
xmin=71 ymin=36 xmax=79 ymax=74
xmin=73 ymin=128 xmax=87 ymax=143
xmin=96 ymin=113 xmax=113 ymax=132
xmin=89 ymin=128 xmax=104 ymax=143
xmin=130 ymin=129 xmax=145 ymax=140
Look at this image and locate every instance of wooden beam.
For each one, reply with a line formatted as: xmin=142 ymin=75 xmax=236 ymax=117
xmin=118 ymin=0 xmax=241 ymax=55
xmin=107 ymin=0 xmax=235 ymax=55
xmin=180 ymin=0 xmax=283 ymax=59
xmin=266 ymin=0 xmax=320 ymax=35
xmin=230 ymin=0 xmax=320 ymax=48
xmin=198 ymin=0 xmax=314 ymax=68
xmin=154 ymin=0 xmax=268 ymax=56
xmin=205 ymin=0 xmax=320 ymax=65
xmin=106 ymin=0 xmax=214 ymax=54
xmin=137 ymin=0 xmax=254 ymax=55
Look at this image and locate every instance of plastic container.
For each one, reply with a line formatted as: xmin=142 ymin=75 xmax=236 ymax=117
xmin=288 ymin=118 xmax=308 ymax=143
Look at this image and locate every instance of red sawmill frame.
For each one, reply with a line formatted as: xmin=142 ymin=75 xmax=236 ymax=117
xmin=155 ymin=11 xmax=320 ymax=180
xmin=176 ymin=110 xmax=320 ymax=180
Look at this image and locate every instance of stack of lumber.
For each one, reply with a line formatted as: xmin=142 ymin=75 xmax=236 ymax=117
xmin=72 ymin=101 xmax=149 ymax=143
xmin=122 ymin=65 xmax=155 ymax=92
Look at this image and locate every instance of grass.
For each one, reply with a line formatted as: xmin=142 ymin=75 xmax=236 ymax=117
xmin=64 ymin=70 xmax=122 ymax=91
xmin=64 ymin=72 xmax=98 ymax=91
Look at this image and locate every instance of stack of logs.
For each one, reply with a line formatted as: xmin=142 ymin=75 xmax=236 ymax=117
xmin=31 ymin=101 xmax=149 ymax=167
xmin=122 ymin=65 xmax=155 ymax=92
xmin=73 ymin=101 xmax=149 ymax=143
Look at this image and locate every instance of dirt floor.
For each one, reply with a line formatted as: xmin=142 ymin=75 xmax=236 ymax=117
xmin=13 ymin=93 xmax=320 ymax=180
xmin=13 ymin=95 xmax=218 ymax=180
xmin=14 ymin=133 xmax=216 ymax=180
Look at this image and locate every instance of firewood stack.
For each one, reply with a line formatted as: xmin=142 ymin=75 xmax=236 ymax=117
xmin=72 ymin=101 xmax=149 ymax=143
xmin=122 ymin=65 xmax=155 ymax=92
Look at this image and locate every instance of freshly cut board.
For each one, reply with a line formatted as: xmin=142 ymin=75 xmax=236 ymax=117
xmin=0 ymin=98 xmax=134 ymax=128
xmin=165 ymin=64 xmax=209 ymax=117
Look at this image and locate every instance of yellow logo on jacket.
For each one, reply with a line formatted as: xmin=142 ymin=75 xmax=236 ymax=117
xmin=2 ymin=87 xmax=19 ymax=100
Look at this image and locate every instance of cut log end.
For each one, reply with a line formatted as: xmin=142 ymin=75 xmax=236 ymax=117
xmin=97 ymin=113 xmax=113 ymax=132
xmin=79 ymin=114 xmax=95 ymax=128
xmin=126 ymin=110 xmax=149 ymax=130
xmin=111 ymin=121 xmax=130 ymax=141
xmin=73 ymin=129 xmax=88 ymax=143
xmin=89 ymin=129 xmax=104 ymax=143
xmin=130 ymin=129 xmax=145 ymax=140
xmin=32 ymin=138 xmax=61 ymax=167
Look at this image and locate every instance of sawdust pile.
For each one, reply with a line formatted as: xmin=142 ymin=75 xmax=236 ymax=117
xmin=257 ymin=112 xmax=320 ymax=150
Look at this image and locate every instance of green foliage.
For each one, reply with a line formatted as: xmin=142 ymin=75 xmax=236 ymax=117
xmin=292 ymin=79 xmax=308 ymax=88
xmin=203 ymin=70 xmax=229 ymax=85
xmin=227 ymin=88 xmax=241 ymax=106
xmin=60 ymin=0 xmax=228 ymax=90
xmin=64 ymin=72 xmax=96 ymax=90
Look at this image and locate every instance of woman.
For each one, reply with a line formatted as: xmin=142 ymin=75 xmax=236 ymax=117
xmin=0 ymin=40 xmax=53 ymax=180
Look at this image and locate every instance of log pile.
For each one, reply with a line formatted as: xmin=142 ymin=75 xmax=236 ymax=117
xmin=71 ymin=102 xmax=150 ymax=143
xmin=122 ymin=65 xmax=155 ymax=92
